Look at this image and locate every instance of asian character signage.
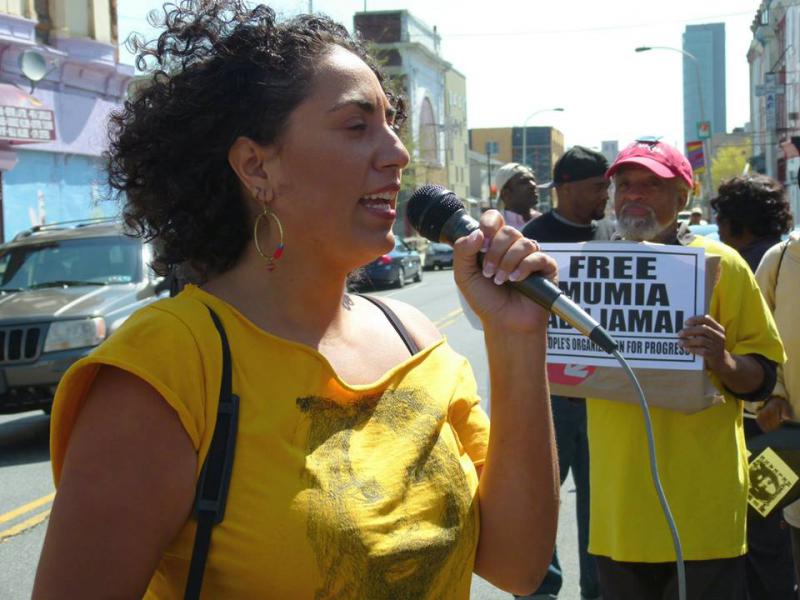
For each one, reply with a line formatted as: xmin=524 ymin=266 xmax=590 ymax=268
xmin=0 ymin=105 xmax=56 ymax=142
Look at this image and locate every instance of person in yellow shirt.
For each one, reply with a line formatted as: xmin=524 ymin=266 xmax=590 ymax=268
xmin=712 ymin=174 xmax=796 ymax=599
xmin=588 ymin=139 xmax=785 ymax=599
xmin=755 ymin=232 xmax=800 ymax=594
xmin=31 ymin=3 xmax=561 ymax=598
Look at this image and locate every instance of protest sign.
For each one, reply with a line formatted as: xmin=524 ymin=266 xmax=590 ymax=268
xmin=543 ymin=241 xmax=723 ymax=413
xmin=543 ymin=242 xmax=705 ymax=370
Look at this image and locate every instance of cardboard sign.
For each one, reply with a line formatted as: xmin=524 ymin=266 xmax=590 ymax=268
xmin=542 ymin=242 xmax=705 ymax=370
xmin=543 ymin=242 xmax=722 ymax=413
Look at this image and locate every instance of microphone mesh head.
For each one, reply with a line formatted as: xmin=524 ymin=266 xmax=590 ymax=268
xmin=407 ymin=185 xmax=464 ymax=242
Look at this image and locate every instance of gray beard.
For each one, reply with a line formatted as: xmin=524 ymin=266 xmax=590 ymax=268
xmin=615 ymin=207 xmax=666 ymax=241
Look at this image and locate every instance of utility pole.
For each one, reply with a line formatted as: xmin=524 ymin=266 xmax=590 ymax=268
xmin=486 ymin=151 xmax=492 ymax=209
xmin=485 ymin=141 xmax=497 ymax=209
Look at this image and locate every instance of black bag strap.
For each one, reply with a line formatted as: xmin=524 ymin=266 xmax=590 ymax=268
xmin=357 ymin=294 xmax=421 ymax=355
xmin=184 ymin=307 xmax=239 ymax=600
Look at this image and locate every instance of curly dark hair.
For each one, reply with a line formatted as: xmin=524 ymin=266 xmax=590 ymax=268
xmin=711 ymin=174 xmax=793 ymax=238
xmin=108 ymin=0 xmax=405 ymax=277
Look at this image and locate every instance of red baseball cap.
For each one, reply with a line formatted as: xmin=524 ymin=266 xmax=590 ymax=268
xmin=606 ymin=139 xmax=693 ymax=187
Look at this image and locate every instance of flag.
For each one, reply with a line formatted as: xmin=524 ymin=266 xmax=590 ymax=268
xmin=686 ymin=140 xmax=705 ymax=172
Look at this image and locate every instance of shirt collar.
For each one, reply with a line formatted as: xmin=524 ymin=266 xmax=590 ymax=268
xmin=551 ymin=210 xmax=595 ymax=229
xmin=675 ymin=221 xmax=695 ymax=246
xmin=611 ymin=221 xmax=696 ymax=246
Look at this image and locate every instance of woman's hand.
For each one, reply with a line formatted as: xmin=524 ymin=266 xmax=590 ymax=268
xmin=453 ymin=210 xmax=557 ymax=334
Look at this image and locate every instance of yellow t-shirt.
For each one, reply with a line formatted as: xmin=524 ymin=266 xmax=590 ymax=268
xmin=587 ymin=236 xmax=785 ymax=563
xmin=50 ymin=285 xmax=490 ymax=599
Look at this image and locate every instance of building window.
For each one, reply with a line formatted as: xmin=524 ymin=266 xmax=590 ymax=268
xmin=418 ymin=97 xmax=439 ymax=165
xmin=34 ymin=0 xmax=52 ymax=45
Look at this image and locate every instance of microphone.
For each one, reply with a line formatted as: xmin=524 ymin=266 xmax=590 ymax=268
xmin=407 ymin=185 xmax=618 ymax=354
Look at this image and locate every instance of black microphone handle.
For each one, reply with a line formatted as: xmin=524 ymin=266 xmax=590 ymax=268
xmin=439 ymin=209 xmax=618 ymax=354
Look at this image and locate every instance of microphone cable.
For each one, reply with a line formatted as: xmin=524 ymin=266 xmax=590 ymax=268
xmin=610 ymin=349 xmax=686 ymax=600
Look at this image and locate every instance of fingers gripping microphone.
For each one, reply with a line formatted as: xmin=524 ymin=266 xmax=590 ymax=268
xmin=407 ymin=185 xmax=618 ymax=354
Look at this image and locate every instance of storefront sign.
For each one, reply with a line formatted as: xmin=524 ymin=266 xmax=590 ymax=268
xmin=0 ymin=83 xmax=57 ymax=144
xmin=0 ymin=105 xmax=55 ymax=142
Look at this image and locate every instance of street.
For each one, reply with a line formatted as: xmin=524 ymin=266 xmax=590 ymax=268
xmin=0 ymin=268 xmax=581 ymax=599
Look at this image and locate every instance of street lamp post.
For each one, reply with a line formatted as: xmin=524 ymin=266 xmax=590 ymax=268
xmin=635 ymin=46 xmax=713 ymax=203
xmin=521 ymin=107 xmax=565 ymax=169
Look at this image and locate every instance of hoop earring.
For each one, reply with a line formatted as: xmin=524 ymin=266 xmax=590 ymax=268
xmin=253 ymin=205 xmax=285 ymax=271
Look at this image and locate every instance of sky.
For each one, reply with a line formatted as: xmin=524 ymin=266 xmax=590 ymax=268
xmin=117 ymin=0 xmax=762 ymax=151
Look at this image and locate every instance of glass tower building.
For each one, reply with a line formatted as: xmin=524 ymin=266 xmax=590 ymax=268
xmin=682 ymin=23 xmax=726 ymax=149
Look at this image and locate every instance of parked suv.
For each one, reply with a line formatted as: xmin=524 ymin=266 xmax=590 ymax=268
xmin=0 ymin=219 xmax=166 ymax=414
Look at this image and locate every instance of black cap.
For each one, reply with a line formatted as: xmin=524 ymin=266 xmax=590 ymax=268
xmin=552 ymin=146 xmax=609 ymax=186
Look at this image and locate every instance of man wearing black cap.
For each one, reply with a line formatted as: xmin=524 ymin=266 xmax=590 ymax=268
xmin=517 ymin=146 xmax=612 ymax=600
xmin=522 ymin=145 xmax=614 ymax=244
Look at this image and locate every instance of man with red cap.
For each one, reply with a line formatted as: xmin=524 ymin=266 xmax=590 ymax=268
xmin=588 ymin=138 xmax=785 ymax=598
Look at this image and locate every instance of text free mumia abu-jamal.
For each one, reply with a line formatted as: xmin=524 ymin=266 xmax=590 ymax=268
xmin=549 ymin=254 xmax=689 ymax=336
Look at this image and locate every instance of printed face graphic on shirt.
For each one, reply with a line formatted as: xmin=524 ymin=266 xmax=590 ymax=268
xmin=751 ymin=464 xmax=781 ymax=502
xmin=296 ymin=387 xmax=478 ymax=599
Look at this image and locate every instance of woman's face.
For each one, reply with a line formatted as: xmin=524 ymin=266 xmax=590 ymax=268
xmin=270 ymin=46 xmax=410 ymax=270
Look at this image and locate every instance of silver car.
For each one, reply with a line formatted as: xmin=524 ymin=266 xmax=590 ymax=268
xmin=0 ymin=220 xmax=166 ymax=414
xmin=423 ymin=242 xmax=454 ymax=270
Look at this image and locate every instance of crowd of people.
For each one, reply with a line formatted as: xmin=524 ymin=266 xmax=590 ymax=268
xmin=497 ymin=142 xmax=796 ymax=600
xmin=29 ymin=1 xmax=800 ymax=599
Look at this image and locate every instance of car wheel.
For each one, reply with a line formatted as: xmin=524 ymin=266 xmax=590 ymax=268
xmin=413 ymin=267 xmax=422 ymax=282
xmin=395 ymin=267 xmax=406 ymax=288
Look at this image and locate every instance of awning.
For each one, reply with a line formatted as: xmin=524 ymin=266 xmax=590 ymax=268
xmin=0 ymin=83 xmax=56 ymax=144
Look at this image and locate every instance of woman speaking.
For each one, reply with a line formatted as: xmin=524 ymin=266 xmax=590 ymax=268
xmin=33 ymin=2 xmax=558 ymax=597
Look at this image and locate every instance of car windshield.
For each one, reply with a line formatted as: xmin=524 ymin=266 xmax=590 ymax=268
xmin=0 ymin=236 xmax=142 ymax=291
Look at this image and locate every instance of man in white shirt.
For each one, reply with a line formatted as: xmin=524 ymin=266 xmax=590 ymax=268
xmin=494 ymin=162 xmax=541 ymax=230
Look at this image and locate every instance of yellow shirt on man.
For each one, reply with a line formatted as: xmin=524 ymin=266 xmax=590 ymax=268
xmin=587 ymin=236 xmax=785 ymax=563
